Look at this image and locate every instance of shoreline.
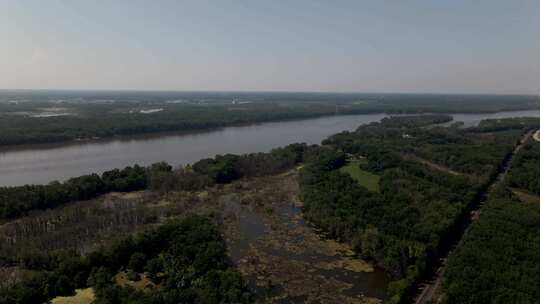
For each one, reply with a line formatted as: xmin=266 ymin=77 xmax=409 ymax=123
xmin=0 ymin=112 xmax=389 ymax=153
xmin=1 ymin=109 xmax=539 ymax=153
xmin=534 ymin=130 xmax=540 ymax=142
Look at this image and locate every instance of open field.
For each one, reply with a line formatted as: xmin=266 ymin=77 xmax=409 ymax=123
xmin=51 ymin=288 xmax=95 ymax=304
xmin=340 ymin=160 xmax=380 ymax=192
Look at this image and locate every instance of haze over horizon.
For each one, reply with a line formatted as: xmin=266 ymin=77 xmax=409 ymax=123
xmin=1 ymin=0 xmax=539 ymax=94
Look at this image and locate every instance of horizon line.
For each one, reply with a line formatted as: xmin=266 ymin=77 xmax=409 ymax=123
xmin=0 ymin=88 xmax=538 ymax=97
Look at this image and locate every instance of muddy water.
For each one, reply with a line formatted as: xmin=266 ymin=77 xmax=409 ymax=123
xmin=222 ymin=193 xmax=389 ymax=303
xmin=0 ymin=114 xmax=387 ymax=186
xmin=3 ymin=110 xmax=540 ymax=186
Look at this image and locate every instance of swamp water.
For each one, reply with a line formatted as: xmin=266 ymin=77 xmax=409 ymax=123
xmin=221 ymin=187 xmax=389 ymax=303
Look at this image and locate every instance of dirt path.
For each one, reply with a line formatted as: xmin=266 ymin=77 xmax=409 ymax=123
xmin=413 ymin=130 xmax=533 ymax=304
xmin=402 ymin=155 xmax=465 ymax=177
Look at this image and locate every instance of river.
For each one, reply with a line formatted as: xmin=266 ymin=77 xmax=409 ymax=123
xmin=1 ymin=110 xmax=540 ymax=187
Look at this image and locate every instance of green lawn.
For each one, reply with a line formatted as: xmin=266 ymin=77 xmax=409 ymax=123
xmin=339 ymin=160 xmax=380 ymax=192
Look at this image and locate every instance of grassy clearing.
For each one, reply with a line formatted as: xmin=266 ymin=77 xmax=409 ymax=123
xmin=51 ymin=288 xmax=95 ymax=304
xmin=511 ymin=188 xmax=540 ymax=204
xmin=115 ymin=271 xmax=156 ymax=291
xmin=340 ymin=160 xmax=380 ymax=192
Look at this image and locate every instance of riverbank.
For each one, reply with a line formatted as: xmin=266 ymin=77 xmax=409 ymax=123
xmin=3 ymin=110 xmax=540 ymax=187
xmin=0 ymin=114 xmax=387 ymax=186
xmin=534 ymin=130 xmax=540 ymax=142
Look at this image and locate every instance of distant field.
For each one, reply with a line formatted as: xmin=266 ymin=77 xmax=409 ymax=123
xmin=340 ymin=160 xmax=380 ymax=192
xmin=51 ymin=288 xmax=94 ymax=304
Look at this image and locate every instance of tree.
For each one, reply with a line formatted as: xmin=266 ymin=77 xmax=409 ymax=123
xmin=128 ymin=252 xmax=147 ymax=273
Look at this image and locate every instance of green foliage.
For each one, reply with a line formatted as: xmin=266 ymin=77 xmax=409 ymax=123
xmin=507 ymin=141 xmax=540 ymax=195
xmin=192 ymin=143 xmax=312 ymax=184
xmin=473 ymin=117 xmax=540 ymax=132
xmin=1 ymin=215 xmax=251 ymax=304
xmin=301 ymin=116 xmax=526 ymax=302
xmin=443 ymin=195 xmax=540 ymax=303
xmin=128 ymin=253 xmax=147 ymax=273
xmin=126 ymin=270 xmax=141 ymax=282
xmin=193 ymin=154 xmax=241 ymax=184
xmin=378 ymin=115 xmax=452 ymax=128
xmin=144 ymin=258 xmax=164 ymax=283
xmin=0 ymin=164 xmax=164 ymax=221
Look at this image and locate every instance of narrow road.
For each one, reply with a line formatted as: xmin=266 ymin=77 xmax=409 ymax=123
xmin=413 ymin=130 xmax=533 ymax=304
xmin=402 ymin=154 xmax=466 ymax=177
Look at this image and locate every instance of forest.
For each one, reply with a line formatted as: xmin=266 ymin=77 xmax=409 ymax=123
xmin=506 ymin=140 xmax=540 ymax=195
xmin=300 ymin=115 xmax=530 ymax=303
xmin=441 ymin=138 xmax=540 ymax=303
xmin=1 ymin=91 xmax=539 ymax=147
xmin=442 ymin=188 xmax=540 ymax=303
xmin=0 ymin=215 xmax=251 ymax=304
xmin=0 ymin=164 xmax=163 ymax=221
xmin=1 ymin=112 xmax=540 ymax=304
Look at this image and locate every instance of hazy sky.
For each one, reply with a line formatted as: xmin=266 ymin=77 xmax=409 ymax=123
xmin=1 ymin=0 xmax=539 ymax=94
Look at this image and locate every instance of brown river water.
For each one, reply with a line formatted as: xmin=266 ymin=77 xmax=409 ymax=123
xmin=2 ymin=110 xmax=540 ymax=186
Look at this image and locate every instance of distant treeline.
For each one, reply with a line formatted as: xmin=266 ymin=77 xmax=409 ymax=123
xmin=2 ymin=90 xmax=539 ymax=108
xmin=1 ymin=93 xmax=539 ymax=146
xmin=0 ymin=215 xmax=252 ymax=304
xmin=0 ymin=143 xmax=318 ymax=222
xmin=472 ymin=117 xmax=540 ymax=132
xmin=0 ymin=103 xmax=341 ymax=146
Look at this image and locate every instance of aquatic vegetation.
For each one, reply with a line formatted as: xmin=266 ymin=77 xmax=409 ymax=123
xmin=219 ymin=172 xmax=388 ymax=303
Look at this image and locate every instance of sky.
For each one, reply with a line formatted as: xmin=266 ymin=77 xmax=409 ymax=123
xmin=0 ymin=0 xmax=539 ymax=94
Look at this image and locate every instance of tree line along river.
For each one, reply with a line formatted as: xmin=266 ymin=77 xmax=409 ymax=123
xmin=1 ymin=110 xmax=540 ymax=187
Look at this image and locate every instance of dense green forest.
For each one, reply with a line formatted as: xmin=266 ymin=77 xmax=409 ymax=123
xmin=507 ymin=140 xmax=540 ymax=195
xmin=442 ymin=138 xmax=540 ymax=303
xmin=300 ymin=115 xmax=528 ymax=303
xmin=0 ymin=215 xmax=251 ymax=304
xmin=443 ymin=188 xmax=540 ymax=303
xmin=1 ymin=91 xmax=539 ymax=146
